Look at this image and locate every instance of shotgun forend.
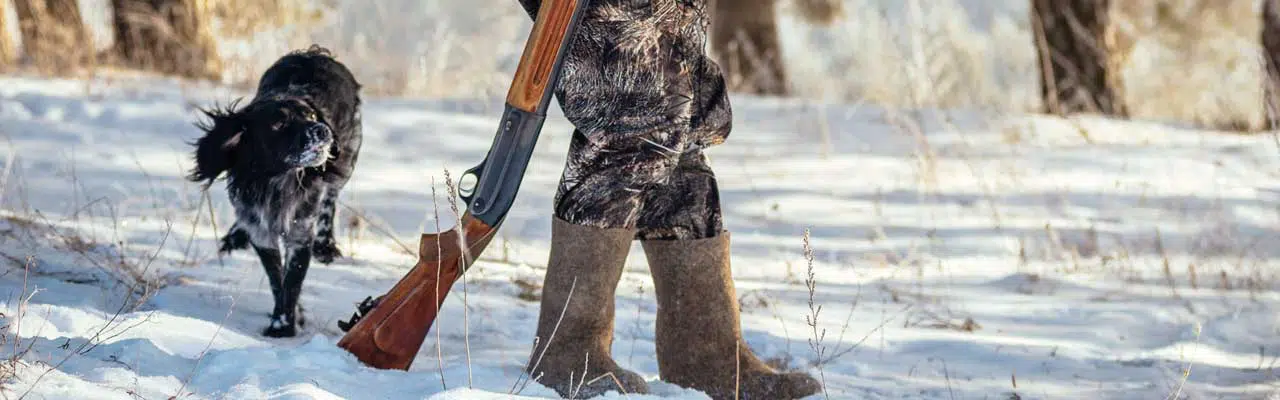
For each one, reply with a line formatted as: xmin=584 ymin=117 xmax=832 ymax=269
xmin=458 ymin=0 xmax=587 ymax=228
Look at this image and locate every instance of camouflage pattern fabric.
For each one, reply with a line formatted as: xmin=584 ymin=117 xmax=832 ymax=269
xmin=516 ymin=0 xmax=732 ymax=240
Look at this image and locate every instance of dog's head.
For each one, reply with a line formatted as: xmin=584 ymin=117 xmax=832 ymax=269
xmin=187 ymin=97 xmax=335 ymax=183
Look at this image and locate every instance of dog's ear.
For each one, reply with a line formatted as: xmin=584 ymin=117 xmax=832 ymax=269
xmin=187 ymin=102 xmax=246 ymax=184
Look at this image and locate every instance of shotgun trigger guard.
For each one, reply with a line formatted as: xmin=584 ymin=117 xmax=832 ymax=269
xmin=458 ymin=161 xmax=485 ymax=207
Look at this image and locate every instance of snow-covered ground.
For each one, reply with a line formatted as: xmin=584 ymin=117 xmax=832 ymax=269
xmin=0 ymin=74 xmax=1279 ymax=399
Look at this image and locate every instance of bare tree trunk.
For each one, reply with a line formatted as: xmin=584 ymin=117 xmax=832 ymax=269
xmin=1030 ymin=0 xmax=1125 ymax=117
xmin=13 ymin=0 xmax=91 ymax=73
xmin=0 ymin=0 xmax=16 ymax=68
xmin=110 ymin=0 xmax=221 ymax=80
xmin=711 ymin=0 xmax=788 ymax=96
xmin=1263 ymin=0 xmax=1280 ymax=129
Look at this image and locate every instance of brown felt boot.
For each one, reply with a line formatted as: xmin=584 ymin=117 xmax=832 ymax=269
xmin=643 ymin=232 xmax=822 ymax=400
xmin=526 ymin=217 xmax=650 ymax=398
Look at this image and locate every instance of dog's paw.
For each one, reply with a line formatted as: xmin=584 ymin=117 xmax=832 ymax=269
xmin=219 ymin=229 xmax=249 ymax=255
xmin=262 ymin=315 xmax=298 ymax=338
xmin=262 ymin=324 xmax=297 ymax=338
xmin=312 ymin=240 xmax=342 ymax=264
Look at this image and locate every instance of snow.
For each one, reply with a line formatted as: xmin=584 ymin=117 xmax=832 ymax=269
xmin=0 ymin=73 xmax=1278 ymax=400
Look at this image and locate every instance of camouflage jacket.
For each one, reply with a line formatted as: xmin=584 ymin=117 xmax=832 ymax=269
xmin=515 ymin=0 xmax=732 ymax=152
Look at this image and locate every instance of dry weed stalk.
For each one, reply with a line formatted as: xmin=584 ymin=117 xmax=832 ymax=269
xmin=1154 ymin=229 xmax=1181 ymax=300
xmin=172 ymin=294 xmax=238 ymax=398
xmin=429 ymin=175 xmax=448 ymax=390
xmin=442 ymin=168 xmax=474 ymax=388
xmin=1 ymin=258 xmax=51 ymax=398
xmin=801 ymin=229 xmax=829 ymax=399
xmin=940 ymin=358 xmax=956 ymax=400
xmin=338 ymin=201 xmax=415 ymax=256
xmin=513 ymin=278 xmax=579 ymax=395
xmin=884 ymin=108 xmax=938 ymax=192
xmin=1163 ymin=322 xmax=1202 ymax=400
xmin=15 ymin=220 xmax=172 ymax=399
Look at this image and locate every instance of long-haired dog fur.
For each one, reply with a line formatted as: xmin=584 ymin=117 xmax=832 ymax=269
xmin=187 ymin=45 xmax=363 ymax=337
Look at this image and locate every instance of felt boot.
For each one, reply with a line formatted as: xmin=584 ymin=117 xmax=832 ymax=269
xmin=526 ymin=217 xmax=650 ymax=398
xmin=642 ymin=232 xmax=822 ymax=400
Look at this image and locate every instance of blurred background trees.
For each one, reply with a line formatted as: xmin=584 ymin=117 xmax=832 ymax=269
xmin=13 ymin=0 xmax=91 ymax=74
xmin=1263 ymin=0 xmax=1280 ymax=128
xmin=1029 ymin=0 xmax=1126 ymax=117
xmin=0 ymin=0 xmax=13 ymax=68
xmin=711 ymin=0 xmax=842 ymax=96
xmin=712 ymin=0 xmax=789 ymax=96
xmin=2 ymin=0 xmax=219 ymax=78
xmin=0 ymin=0 xmax=1277 ymax=131
xmin=110 ymin=0 xmax=220 ymax=80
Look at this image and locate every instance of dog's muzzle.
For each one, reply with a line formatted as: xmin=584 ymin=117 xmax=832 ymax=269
xmin=306 ymin=124 xmax=333 ymax=146
xmin=289 ymin=123 xmax=334 ymax=167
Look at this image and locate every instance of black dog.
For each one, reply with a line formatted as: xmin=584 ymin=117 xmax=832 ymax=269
xmin=187 ymin=45 xmax=363 ymax=337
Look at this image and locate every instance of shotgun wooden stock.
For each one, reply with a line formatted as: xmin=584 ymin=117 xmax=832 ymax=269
xmin=335 ymin=213 xmax=497 ymax=370
xmin=335 ymin=0 xmax=589 ymax=370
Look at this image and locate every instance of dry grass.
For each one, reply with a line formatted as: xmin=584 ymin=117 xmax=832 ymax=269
xmin=785 ymin=0 xmax=845 ymax=26
xmin=784 ymin=0 xmax=1037 ymax=112
xmin=1110 ymin=0 xmax=1267 ymax=131
xmin=0 ymin=213 xmax=172 ymax=399
xmin=0 ymin=211 xmax=168 ymax=304
xmin=783 ymin=0 xmax=1272 ymax=131
xmin=0 ymin=4 xmax=1274 ymax=398
xmin=207 ymin=0 xmax=323 ymax=40
xmin=0 ymin=0 xmax=1273 ymax=131
xmin=0 ymin=257 xmax=39 ymax=395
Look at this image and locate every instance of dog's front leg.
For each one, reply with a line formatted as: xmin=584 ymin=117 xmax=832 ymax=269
xmin=312 ymin=186 xmax=342 ymax=263
xmin=251 ymin=243 xmax=292 ymax=337
xmin=276 ymin=229 xmax=315 ymax=337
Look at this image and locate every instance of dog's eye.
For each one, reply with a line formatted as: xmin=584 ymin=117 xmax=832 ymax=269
xmin=306 ymin=111 xmax=317 ymax=121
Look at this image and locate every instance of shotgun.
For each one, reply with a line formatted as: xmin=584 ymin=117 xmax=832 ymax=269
xmin=335 ymin=0 xmax=590 ymax=370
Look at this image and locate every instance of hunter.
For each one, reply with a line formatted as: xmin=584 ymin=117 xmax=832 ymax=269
xmin=515 ymin=0 xmax=822 ymax=398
